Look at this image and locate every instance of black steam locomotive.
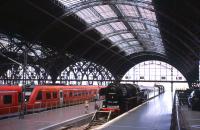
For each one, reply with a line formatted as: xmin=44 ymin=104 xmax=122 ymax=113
xmin=99 ymin=83 xmax=147 ymax=113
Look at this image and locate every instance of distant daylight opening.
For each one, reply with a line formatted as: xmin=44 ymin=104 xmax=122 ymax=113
xmin=122 ymin=60 xmax=189 ymax=92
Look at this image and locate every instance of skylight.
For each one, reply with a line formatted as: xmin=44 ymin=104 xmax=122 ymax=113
xmin=138 ymin=33 xmax=150 ymax=39
xmin=121 ymin=33 xmax=134 ymax=39
xmin=128 ymin=41 xmax=140 ymax=45
xmin=146 ymin=25 xmax=160 ymax=33
xmin=93 ymin=5 xmax=117 ymax=19
xmin=110 ymin=22 xmax=127 ymax=31
xmin=117 ymin=4 xmax=139 ymax=17
xmin=58 ymin=0 xmax=81 ymax=7
xmin=57 ymin=0 xmax=165 ymax=55
xmin=118 ymin=42 xmax=130 ymax=48
xmin=138 ymin=7 xmax=156 ymax=21
xmin=76 ymin=8 xmax=101 ymax=23
xmin=109 ymin=35 xmax=122 ymax=42
xmin=95 ymin=24 xmax=114 ymax=35
xmin=129 ymin=22 xmax=145 ymax=30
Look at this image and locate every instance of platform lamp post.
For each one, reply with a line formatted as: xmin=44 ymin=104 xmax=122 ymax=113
xmin=19 ymin=45 xmax=28 ymax=119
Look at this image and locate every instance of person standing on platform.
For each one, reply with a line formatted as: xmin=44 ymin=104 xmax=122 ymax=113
xmin=94 ymin=93 xmax=100 ymax=110
xmin=94 ymin=102 xmax=99 ymax=110
xmin=84 ymin=100 xmax=89 ymax=114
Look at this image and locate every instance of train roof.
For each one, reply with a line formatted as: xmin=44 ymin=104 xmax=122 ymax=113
xmin=0 ymin=91 xmax=19 ymax=93
xmin=0 ymin=86 xmax=22 ymax=91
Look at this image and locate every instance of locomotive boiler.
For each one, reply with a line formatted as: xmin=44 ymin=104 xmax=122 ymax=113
xmin=99 ymin=83 xmax=142 ymax=113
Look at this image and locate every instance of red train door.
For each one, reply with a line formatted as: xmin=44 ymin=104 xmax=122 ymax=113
xmin=59 ymin=90 xmax=63 ymax=107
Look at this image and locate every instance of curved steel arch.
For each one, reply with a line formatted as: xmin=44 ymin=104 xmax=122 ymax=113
xmin=37 ymin=0 xmax=157 ymax=40
xmin=122 ymin=60 xmax=187 ymax=82
xmin=115 ymin=52 xmax=192 ymax=83
xmin=105 ymin=38 xmax=164 ymax=52
xmin=88 ymin=16 xmax=157 ymax=29
xmin=97 ymin=29 xmax=161 ymax=41
xmin=57 ymin=60 xmax=115 ymax=85
xmin=0 ymin=64 xmax=52 ymax=85
xmin=58 ymin=0 xmax=155 ymax=16
xmin=136 ymin=60 xmax=176 ymax=70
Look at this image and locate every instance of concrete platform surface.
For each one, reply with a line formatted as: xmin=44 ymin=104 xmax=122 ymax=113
xmin=0 ymin=101 xmax=101 ymax=130
xmin=95 ymin=92 xmax=173 ymax=130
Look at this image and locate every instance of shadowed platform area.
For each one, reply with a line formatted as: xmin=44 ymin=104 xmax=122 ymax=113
xmin=96 ymin=92 xmax=173 ymax=130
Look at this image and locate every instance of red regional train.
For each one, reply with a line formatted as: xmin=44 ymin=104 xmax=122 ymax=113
xmin=0 ymin=85 xmax=105 ymax=116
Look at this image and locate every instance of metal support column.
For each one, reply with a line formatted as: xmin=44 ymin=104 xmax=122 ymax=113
xmin=171 ymin=67 xmax=173 ymax=92
xmin=19 ymin=45 xmax=28 ymax=119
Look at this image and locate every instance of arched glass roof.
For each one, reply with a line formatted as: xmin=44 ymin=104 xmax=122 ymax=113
xmin=58 ymin=0 xmax=165 ymax=56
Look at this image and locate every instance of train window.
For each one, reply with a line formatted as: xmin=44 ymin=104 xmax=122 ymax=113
xmin=36 ymin=91 xmax=42 ymax=100
xmin=18 ymin=92 xmax=22 ymax=103
xmin=69 ymin=92 xmax=72 ymax=97
xmin=60 ymin=91 xmax=63 ymax=98
xmin=74 ymin=92 xmax=77 ymax=96
xmin=53 ymin=92 xmax=57 ymax=98
xmin=46 ymin=92 xmax=51 ymax=99
xmin=3 ymin=95 xmax=12 ymax=104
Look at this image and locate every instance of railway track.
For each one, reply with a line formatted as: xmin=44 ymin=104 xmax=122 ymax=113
xmin=57 ymin=110 xmax=115 ymax=130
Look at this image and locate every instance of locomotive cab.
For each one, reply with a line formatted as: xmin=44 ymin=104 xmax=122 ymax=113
xmin=102 ymin=93 xmax=119 ymax=108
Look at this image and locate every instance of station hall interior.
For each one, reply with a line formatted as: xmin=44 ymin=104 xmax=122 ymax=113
xmin=0 ymin=0 xmax=199 ymax=130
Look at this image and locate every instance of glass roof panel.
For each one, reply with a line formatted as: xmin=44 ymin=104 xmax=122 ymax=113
xmin=117 ymin=4 xmax=139 ymax=17
xmin=129 ymin=22 xmax=145 ymax=30
xmin=118 ymin=42 xmax=130 ymax=48
xmin=128 ymin=41 xmax=140 ymax=45
xmin=93 ymin=5 xmax=117 ymax=19
xmin=121 ymin=33 xmax=134 ymax=39
xmin=137 ymin=1 xmax=154 ymax=10
xmin=144 ymin=0 xmax=152 ymax=2
xmin=109 ymin=35 xmax=122 ymax=42
xmin=118 ymin=42 xmax=142 ymax=49
xmin=95 ymin=24 xmax=114 ymax=35
xmin=151 ymin=36 xmax=162 ymax=43
xmin=58 ymin=0 xmax=81 ymax=7
xmin=138 ymin=33 xmax=150 ymax=39
xmin=125 ymin=47 xmax=143 ymax=54
xmin=76 ymin=8 xmax=101 ymax=23
xmin=138 ymin=7 xmax=156 ymax=21
xmin=125 ymin=49 xmax=135 ymax=55
xmin=110 ymin=22 xmax=127 ymax=31
xmin=146 ymin=25 xmax=160 ymax=33
xmin=58 ymin=0 xmax=165 ymax=55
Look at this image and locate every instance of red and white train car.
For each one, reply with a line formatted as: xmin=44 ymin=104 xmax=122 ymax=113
xmin=0 ymin=86 xmax=22 ymax=115
xmin=0 ymin=85 xmax=105 ymax=116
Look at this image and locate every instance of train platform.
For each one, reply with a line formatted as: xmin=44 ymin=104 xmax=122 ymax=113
xmin=95 ymin=91 xmax=173 ymax=130
xmin=179 ymin=105 xmax=200 ymax=130
xmin=0 ymin=101 xmax=102 ymax=130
